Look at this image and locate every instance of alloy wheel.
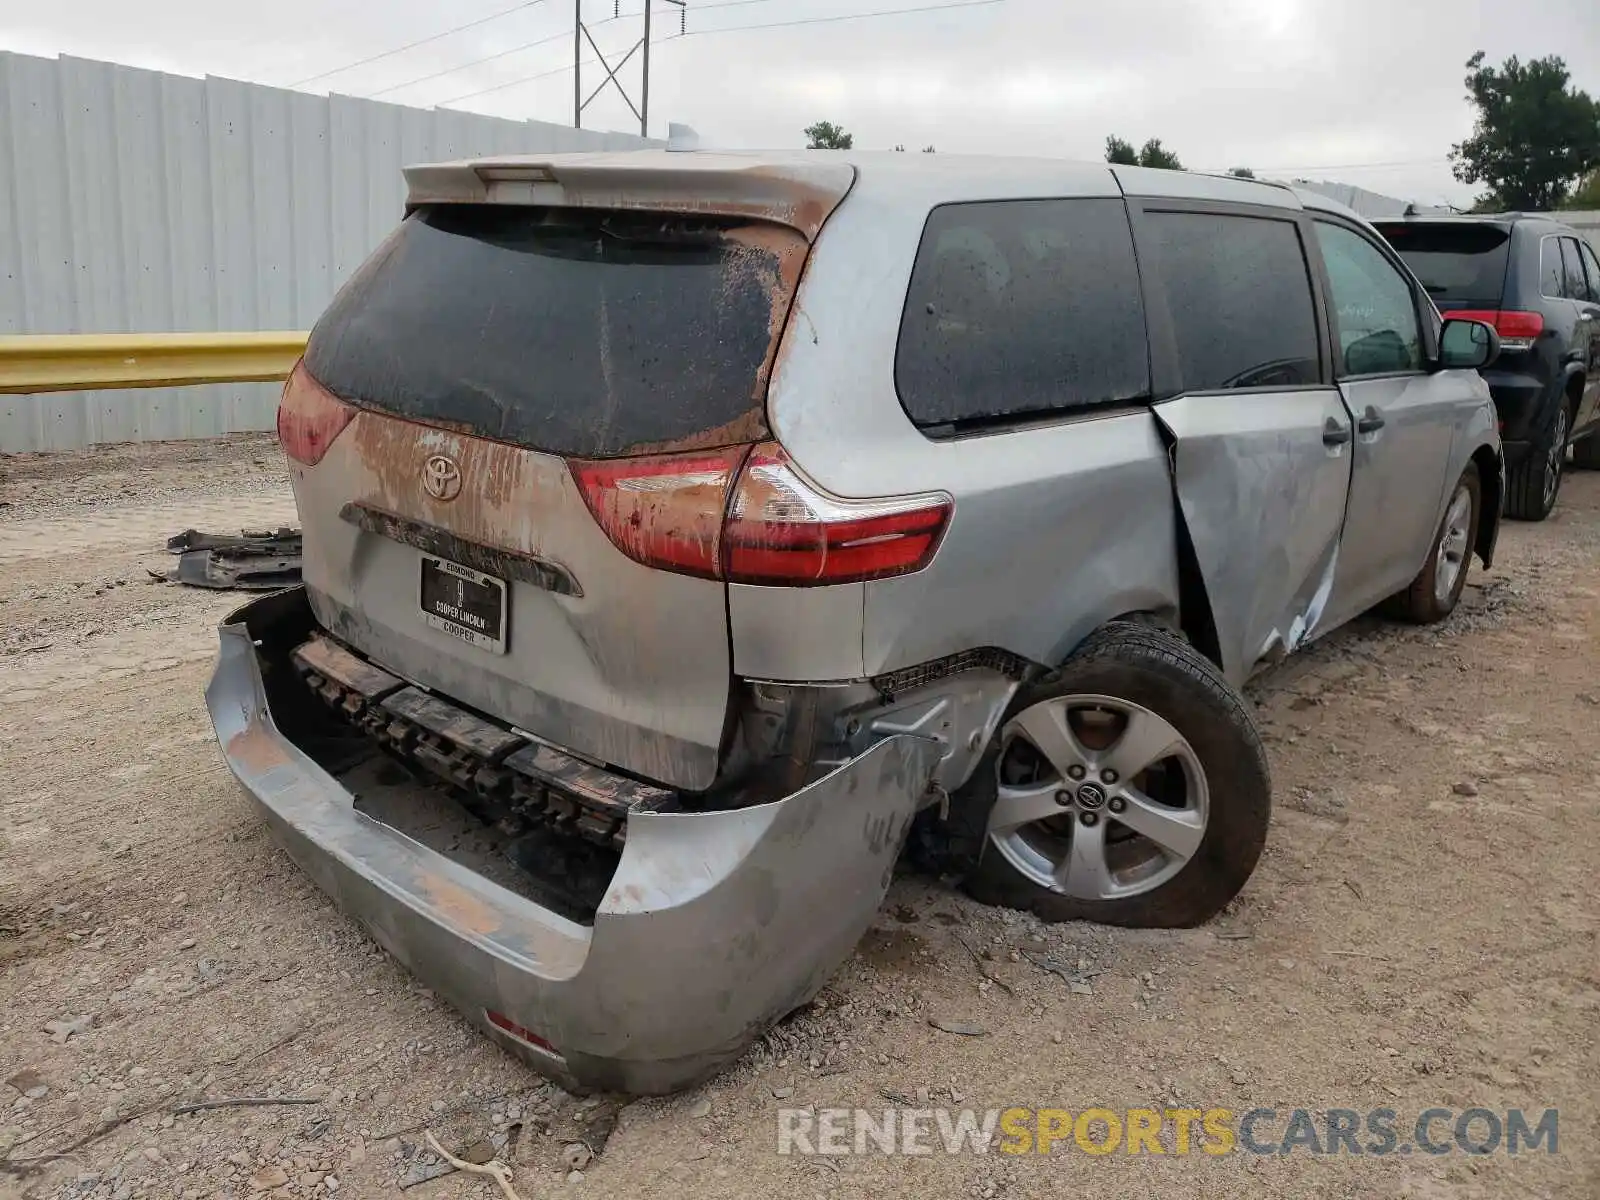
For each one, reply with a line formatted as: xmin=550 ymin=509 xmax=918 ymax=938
xmin=1432 ymin=482 xmax=1473 ymax=606
xmin=1544 ymin=406 xmax=1568 ymax=509
xmin=986 ymin=695 xmax=1209 ymax=901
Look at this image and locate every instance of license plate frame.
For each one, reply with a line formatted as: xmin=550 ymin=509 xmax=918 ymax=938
xmin=419 ymin=555 xmax=507 ymax=654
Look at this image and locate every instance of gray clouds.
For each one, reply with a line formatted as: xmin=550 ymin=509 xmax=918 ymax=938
xmin=4 ymin=0 xmax=1597 ymax=206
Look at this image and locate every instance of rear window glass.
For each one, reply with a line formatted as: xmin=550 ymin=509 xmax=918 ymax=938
xmin=1146 ymin=211 xmax=1321 ymax=390
xmin=304 ymin=206 xmax=806 ymax=458
xmin=894 ymin=198 xmax=1149 ymax=431
xmin=1375 ymin=223 xmax=1511 ymax=304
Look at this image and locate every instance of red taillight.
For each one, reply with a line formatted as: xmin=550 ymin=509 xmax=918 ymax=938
xmin=1448 ymin=309 xmax=1544 ymax=350
xmin=570 ymin=447 xmax=745 ymax=579
xmin=570 ymin=441 xmax=952 ymax=586
xmin=277 ymin=364 xmax=355 ymax=465
xmin=722 ymin=444 xmax=951 ymax=585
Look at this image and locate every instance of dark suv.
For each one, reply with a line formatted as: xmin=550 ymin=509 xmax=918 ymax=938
xmin=1375 ymin=215 xmax=1600 ymax=519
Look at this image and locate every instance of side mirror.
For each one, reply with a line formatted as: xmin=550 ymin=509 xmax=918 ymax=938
xmin=1437 ymin=318 xmax=1500 ymax=371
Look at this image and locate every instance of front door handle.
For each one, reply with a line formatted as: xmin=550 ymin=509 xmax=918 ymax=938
xmin=1357 ymin=408 xmax=1386 ymax=434
xmin=1322 ymin=419 xmax=1352 ymax=447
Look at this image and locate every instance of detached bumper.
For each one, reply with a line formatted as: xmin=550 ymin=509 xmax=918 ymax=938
xmin=206 ymin=589 xmax=935 ymax=1094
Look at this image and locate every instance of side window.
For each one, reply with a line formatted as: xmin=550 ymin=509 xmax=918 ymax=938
xmin=1539 ymin=237 xmax=1565 ymax=298
xmin=1313 ymin=222 xmax=1424 ymax=376
xmin=895 ymin=198 xmax=1148 ymax=431
xmin=1560 ymin=238 xmax=1595 ymax=302
xmin=1145 ymin=211 xmax=1321 ymax=390
xmin=1581 ymin=242 xmax=1600 ymax=303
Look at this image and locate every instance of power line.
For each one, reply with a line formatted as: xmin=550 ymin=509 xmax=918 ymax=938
xmin=288 ymin=0 xmax=548 ymax=88
xmin=438 ymin=0 xmax=1006 ymax=108
xmin=678 ymin=0 xmax=1003 ymax=37
xmin=365 ymin=0 xmax=783 ymax=102
xmin=366 ymin=20 xmax=594 ymax=99
xmin=439 ymin=26 xmax=638 ymax=106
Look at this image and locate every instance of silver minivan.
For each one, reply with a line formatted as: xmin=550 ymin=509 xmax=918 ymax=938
xmin=210 ymin=151 xmax=1503 ymax=1093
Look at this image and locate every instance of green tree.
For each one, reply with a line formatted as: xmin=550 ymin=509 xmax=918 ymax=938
xmin=1450 ymin=51 xmax=1600 ymax=211
xmin=1105 ymin=135 xmax=1184 ymax=170
xmin=1138 ymin=138 xmax=1183 ymax=170
xmin=1105 ymin=135 xmax=1139 ymax=165
xmin=1228 ymin=166 xmax=1256 ymax=179
xmin=804 ymin=121 xmax=853 ymax=150
xmin=1562 ymin=170 xmax=1600 ymax=209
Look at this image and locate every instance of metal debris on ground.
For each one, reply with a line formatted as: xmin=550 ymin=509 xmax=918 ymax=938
xmin=171 ymin=1095 xmax=320 ymax=1116
xmin=927 ymin=1017 xmax=989 ymax=1037
xmin=155 ymin=527 xmax=302 ymax=590
xmin=1023 ymin=950 xmax=1107 ymax=993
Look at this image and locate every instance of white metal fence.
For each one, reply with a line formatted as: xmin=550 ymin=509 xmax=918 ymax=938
xmin=0 ymin=53 xmax=655 ymax=452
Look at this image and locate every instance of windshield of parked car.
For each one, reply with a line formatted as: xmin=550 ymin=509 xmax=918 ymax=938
xmin=304 ymin=205 xmax=806 ymax=457
xmin=1375 ymin=223 xmax=1511 ymax=305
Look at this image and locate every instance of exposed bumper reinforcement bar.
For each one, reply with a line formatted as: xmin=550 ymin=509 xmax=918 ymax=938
xmin=206 ymin=587 xmax=937 ymax=1094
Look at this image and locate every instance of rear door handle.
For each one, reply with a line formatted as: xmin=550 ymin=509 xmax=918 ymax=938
xmin=1357 ymin=410 xmax=1386 ymax=434
xmin=1322 ymin=419 xmax=1352 ymax=447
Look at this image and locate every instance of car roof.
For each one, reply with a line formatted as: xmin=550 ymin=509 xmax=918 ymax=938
xmin=404 ymin=148 xmax=1311 ymax=214
xmin=1370 ymin=212 xmax=1574 ymax=234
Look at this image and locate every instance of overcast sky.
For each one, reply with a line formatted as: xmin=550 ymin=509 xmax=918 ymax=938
xmin=4 ymin=0 xmax=1597 ymax=207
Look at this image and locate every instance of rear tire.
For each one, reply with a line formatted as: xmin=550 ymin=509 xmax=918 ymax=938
xmin=1572 ymin=429 xmax=1600 ymax=469
xmin=1385 ymin=462 xmax=1480 ymax=624
xmin=1505 ymin=399 xmax=1569 ymax=521
xmin=954 ymin=622 xmax=1270 ymax=929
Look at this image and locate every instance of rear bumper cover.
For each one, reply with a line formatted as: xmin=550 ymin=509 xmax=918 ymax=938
xmin=206 ymin=588 xmax=936 ymax=1094
xmin=1483 ymin=365 xmax=1557 ymax=454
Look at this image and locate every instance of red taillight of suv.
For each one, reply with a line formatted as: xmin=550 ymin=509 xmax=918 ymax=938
xmin=277 ymin=364 xmax=356 ymax=465
xmin=1448 ymin=309 xmax=1544 ymax=352
xmin=571 ymin=441 xmax=952 ymax=586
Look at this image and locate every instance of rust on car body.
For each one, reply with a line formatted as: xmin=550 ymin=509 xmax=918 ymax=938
xmin=337 ymin=410 xmax=561 ymax=573
xmin=337 ymin=502 xmax=582 ymax=596
xmin=309 ymin=214 xmax=812 ymax=461
xmin=225 ymin=713 xmax=292 ymax=776
xmin=402 ymin=154 xmax=856 ymax=244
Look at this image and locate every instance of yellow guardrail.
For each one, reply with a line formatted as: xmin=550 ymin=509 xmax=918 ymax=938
xmin=0 ymin=332 xmax=309 ymax=393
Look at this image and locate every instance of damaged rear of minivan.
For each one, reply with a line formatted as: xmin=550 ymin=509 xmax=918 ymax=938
xmin=208 ymin=155 xmax=948 ymax=1093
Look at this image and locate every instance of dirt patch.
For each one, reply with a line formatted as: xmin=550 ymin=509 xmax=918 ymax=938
xmin=1 ymin=442 xmax=1596 ymax=1199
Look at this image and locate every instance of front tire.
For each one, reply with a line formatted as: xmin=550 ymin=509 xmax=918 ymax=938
xmin=956 ymin=622 xmax=1270 ymax=929
xmin=1385 ymin=462 xmax=1480 ymax=624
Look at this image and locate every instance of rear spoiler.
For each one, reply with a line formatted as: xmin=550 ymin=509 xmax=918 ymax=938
xmin=402 ymin=153 xmax=856 ymax=242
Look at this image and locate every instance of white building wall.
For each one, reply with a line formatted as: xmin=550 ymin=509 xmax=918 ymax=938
xmin=0 ymin=53 xmax=655 ymax=452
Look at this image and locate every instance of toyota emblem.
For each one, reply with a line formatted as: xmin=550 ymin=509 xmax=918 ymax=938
xmin=422 ymin=454 xmax=462 ymax=502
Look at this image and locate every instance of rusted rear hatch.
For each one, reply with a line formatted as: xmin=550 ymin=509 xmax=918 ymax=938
xmin=280 ymin=154 xmax=855 ymax=791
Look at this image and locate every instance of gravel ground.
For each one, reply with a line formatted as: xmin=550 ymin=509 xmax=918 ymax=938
xmin=1 ymin=438 xmax=1597 ymax=1200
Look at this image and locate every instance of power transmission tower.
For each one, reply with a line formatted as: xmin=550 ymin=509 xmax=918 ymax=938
xmin=574 ymin=0 xmax=685 ymax=137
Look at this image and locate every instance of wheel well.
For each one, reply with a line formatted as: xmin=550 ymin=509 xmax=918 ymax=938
xmin=1173 ymin=511 xmax=1224 ymax=674
xmin=1152 ymin=421 xmax=1225 ymax=675
xmin=1471 ymin=444 xmax=1501 ymax=567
